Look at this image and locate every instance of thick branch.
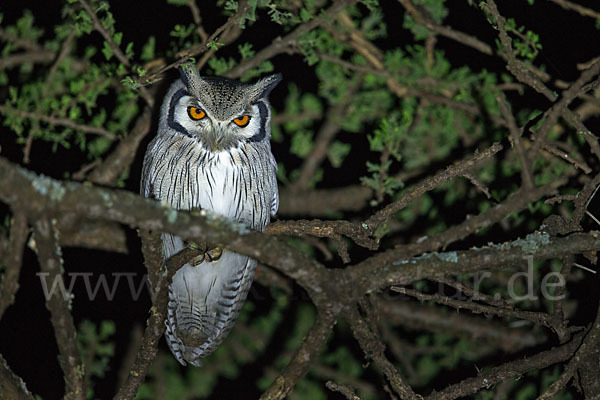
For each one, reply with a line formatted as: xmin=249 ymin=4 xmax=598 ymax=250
xmin=353 ymin=179 xmax=566 ymax=284
xmin=113 ymin=231 xmax=165 ymax=400
xmin=0 ymin=353 xmax=34 ymax=400
xmin=278 ymin=185 xmax=372 ymax=216
xmin=0 ymin=213 xmax=28 ymax=319
xmin=358 ymin=232 xmax=600 ymax=295
xmin=0 ymin=157 xmax=330 ymax=305
xmin=34 ymin=218 xmax=85 ymax=400
xmin=266 ymin=219 xmax=377 ymax=251
xmin=56 ymin=218 xmax=128 ymax=253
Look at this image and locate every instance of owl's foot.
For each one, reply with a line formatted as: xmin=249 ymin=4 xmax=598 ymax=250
xmin=187 ymin=241 xmax=207 ymax=266
xmin=205 ymin=247 xmax=223 ymax=262
xmin=186 ymin=241 xmax=222 ymax=264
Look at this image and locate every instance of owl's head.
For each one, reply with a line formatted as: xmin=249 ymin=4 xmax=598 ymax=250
xmin=160 ymin=65 xmax=281 ymax=151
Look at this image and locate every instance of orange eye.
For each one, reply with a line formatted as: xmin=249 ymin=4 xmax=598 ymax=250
xmin=188 ymin=106 xmax=206 ymax=120
xmin=233 ymin=115 xmax=250 ymax=127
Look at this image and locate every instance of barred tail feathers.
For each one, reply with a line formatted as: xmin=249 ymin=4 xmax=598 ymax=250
xmin=164 ymin=250 xmax=256 ymax=366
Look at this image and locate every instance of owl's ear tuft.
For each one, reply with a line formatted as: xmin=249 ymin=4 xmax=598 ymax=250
xmin=179 ymin=63 xmax=201 ymax=91
xmin=251 ymin=73 xmax=282 ymax=101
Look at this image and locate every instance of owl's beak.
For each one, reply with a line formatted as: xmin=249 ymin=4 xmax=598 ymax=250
xmin=206 ymin=122 xmax=226 ymax=152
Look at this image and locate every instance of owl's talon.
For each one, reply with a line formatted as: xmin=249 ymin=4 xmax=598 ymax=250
xmin=206 ymin=247 xmax=223 ymax=262
xmin=189 ymin=254 xmax=205 ymax=266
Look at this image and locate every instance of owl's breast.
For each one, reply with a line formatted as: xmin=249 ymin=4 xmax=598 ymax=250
xmin=144 ymin=135 xmax=274 ymax=231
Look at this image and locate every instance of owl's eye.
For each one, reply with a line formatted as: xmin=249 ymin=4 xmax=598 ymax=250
xmin=188 ymin=106 xmax=206 ymax=120
xmin=233 ymin=115 xmax=250 ymax=127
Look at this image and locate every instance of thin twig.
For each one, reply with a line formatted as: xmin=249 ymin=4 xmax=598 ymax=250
xmin=138 ymin=0 xmax=252 ymax=85
xmin=398 ymin=0 xmax=493 ymax=55
xmin=545 ymin=0 xmax=600 ymax=19
xmin=225 ymin=0 xmax=359 ymax=79
xmin=540 ymin=141 xmax=592 ymax=173
xmin=484 ymin=0 xmax=600 ymax=161
xmin=347 ymin=307 xmax=420 ymax=400
xmin=187 ymin=0 xmax=208 ymax=42
xmin=0 ymin=105 xmax=116 ymax=139
xmin=377 ymin=297 xmax=546 ymax=352
xmin=87 ymin=107 xmax=152 ymax=185
xmin=497 ymin=94 xmax=535 ymax=189
xmin=290 ymin=76 xmax=363 ymax=191
xmin=364 ymin=142 xmax=503 ymax=232
xmin=47 ymin=30 xmax=77 ymax=85
xmin=391 ymin=286 xmax=562 ymax=335
xmin=260 ymin=311 xmax=338 ymax=400
xmin=430 ymin=275 xmax=514 ymax=310
xmin=77 ymin=0 xmax=154 ymax=106
xmin=78 ymin=0 xmax=130 ymax=68
xmin=326 ymin=381 xmax=363 ymax=400
xmin=425 ymin=331 xmax=585 ymax=400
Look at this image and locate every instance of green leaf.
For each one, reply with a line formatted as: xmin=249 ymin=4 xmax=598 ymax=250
xmin=101 ymin=41 xmax=113 ymax=60
xmin=327 ymin=140 xmax=351 ymax=168
xmin=290 ymin=130 xmax=314 ymax=158
xmin=140 ymin=36 xmax=156 ymax=61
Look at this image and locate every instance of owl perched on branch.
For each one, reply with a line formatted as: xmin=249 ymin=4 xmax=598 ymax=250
xmin=141 ymin=65 xmax=281 ymax=366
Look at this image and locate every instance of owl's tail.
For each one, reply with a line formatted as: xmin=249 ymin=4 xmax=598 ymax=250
xmin=164 ymin=251 xmax=257 ymax=366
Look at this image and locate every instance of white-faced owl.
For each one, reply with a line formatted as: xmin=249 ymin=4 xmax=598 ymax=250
xmin=141 ymin=65 xmax=280 ymax=366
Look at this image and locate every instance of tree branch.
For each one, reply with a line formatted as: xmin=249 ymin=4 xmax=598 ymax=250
xmin=425 ymin=330 xmax=585 ymax=400
xmin=34 ymin=218 xmax=85 ymax=400
xmin=347 ymin=307 xmax=420 ymax=400
xmin=364 ymin=142 xmax=503 ymax=233
xmin=0 ymin=212 xmax=28 ymax=319
xmin=224 ymin=0 xmax=359 ymax=79
xmin=0 ymin=353 xmax=35 ymax=400
xmin=260 ymin=310 xmax=338 ymax=400
xmin=86 ymin=107 xmax=152 ymax=185
xmin=0 ymin=105 xmax=116 ymax=139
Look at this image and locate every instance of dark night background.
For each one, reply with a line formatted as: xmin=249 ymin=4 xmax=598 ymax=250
xmin=1 ymin=1 xmax=599 ymax=399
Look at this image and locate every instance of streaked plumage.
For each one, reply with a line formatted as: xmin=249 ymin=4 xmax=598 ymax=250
xmin=141 ymin=66 xmax=280 ymax=366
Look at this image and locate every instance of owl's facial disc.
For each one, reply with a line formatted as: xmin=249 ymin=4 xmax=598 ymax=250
xmin=173 ymin=92 xmax=261 ymax=151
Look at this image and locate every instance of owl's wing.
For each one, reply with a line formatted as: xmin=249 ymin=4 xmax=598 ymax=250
xmin=140 ymin=142 xmax=156 ymax=197
xmin=269 ymin=157 xmax=279 ymax=216
xmin=270 ymin=188 xmax=279 ymax=216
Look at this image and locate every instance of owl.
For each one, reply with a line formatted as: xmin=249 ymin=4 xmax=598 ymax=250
xmin=141 ymin=65 xmax=281 ymax=366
